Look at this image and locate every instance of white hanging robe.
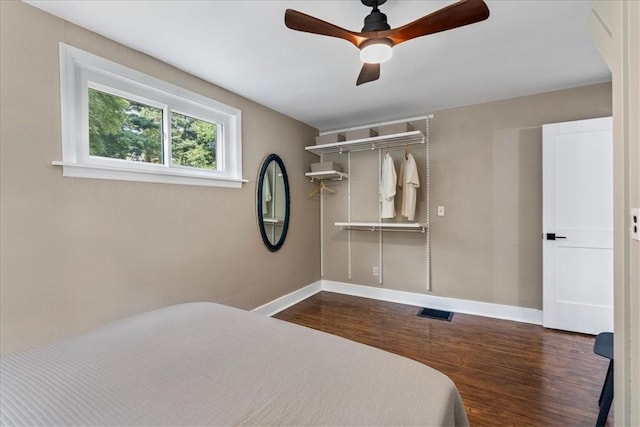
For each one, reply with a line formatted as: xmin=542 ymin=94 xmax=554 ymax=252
xmin=399 ymin=153 xmax=420 ymax=221
xmin=381 ymin=153 xmax=397 ymax=219
xmin=262 ymin=173 xmax=272 ymax=215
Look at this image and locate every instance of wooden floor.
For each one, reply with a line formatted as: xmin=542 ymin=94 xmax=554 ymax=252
xmin=274 ymin=291 xmax=610 ymax=426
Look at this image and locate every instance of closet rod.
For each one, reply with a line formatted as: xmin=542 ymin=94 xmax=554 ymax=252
xmin=319 ymin=114 xmax=435 ymax=136
xmin=336 ymin=226 xmax=427 ymax=233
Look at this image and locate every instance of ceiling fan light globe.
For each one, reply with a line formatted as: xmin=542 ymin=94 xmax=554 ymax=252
xmin=360 ymin=41 xmax=393 ymax=64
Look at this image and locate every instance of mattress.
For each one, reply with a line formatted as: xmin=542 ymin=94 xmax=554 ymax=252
xmin=1 ymin=302 xmax=468 ymax=426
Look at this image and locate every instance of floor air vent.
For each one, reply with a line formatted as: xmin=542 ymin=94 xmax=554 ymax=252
xmin=417 ymin=307 xmax=453 ymax=321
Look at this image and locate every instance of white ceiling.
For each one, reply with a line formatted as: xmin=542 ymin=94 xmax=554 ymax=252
xmin=27 ymin=0 xmax=610 ymax=131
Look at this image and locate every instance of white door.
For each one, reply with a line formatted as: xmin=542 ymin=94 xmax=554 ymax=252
xmin=542 ymin=116 xmax=613 ymax=335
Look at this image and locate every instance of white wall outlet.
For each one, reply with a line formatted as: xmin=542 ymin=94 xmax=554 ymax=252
xmin=437 ymin=205 xmax=445 ymax=216
xmin=631 ymin=208 xmax=639 ymax=241
xmin=372 ymin=266 xmax=379 ymax=276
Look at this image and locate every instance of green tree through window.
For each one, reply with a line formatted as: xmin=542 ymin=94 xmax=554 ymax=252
xmin=171 ymin=112 xmax=217 ymax=170
xmin=88 ymin=89 xmax=217 ymax=170
xmin=88 ymin=88 xmax=163 ymax=163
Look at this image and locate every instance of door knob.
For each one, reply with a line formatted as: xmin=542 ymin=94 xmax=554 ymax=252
xmin=546 ymin=233 xmax=567 ymax=240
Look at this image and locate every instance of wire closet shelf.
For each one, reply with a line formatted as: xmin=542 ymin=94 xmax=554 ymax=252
xmin=305 ymin=130 xmax=426 ymax=156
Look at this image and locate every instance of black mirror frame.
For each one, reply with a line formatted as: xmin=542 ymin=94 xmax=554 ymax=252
xmin=257 ymin=153 xmax=290 ymax=252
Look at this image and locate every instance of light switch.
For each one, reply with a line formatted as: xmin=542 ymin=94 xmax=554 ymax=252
xmin=437 ymin=206 xmax=445 ymax=216
xmin=632 ymin=208 xmax=639 ymax=241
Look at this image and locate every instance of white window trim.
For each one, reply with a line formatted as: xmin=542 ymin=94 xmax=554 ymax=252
xmin=54 ymin=43 xmax=246 ymax=188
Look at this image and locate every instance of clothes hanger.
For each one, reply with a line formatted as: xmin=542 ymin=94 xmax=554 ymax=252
xmin=309 ymin=180 xmax=335 ymax=197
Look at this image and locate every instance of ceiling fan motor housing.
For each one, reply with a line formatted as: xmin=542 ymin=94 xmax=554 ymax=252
xmin=363 ymin=11 xmax=391 ymax=32
xmin=361 ymin=0 xmax=391 ymax=32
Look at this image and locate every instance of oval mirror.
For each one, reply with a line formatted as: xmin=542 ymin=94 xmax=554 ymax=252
xmin=257 ymin=154 xmax=290 ymax=252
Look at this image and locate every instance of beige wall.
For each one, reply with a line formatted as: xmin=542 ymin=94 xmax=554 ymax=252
xmin=0 ymin=1 xmax=320 ymax=353
xmin=323 ymin=83 xmax=612 ymax=309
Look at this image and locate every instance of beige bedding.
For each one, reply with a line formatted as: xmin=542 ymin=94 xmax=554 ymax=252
xmin=0 ymin=302 xmax=468 ymax=426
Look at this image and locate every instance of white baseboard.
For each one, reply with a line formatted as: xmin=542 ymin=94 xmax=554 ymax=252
xmin=321 ymin=280 xmax=543 ymax=325
xmin=251 ymin=281 xmax=322 ymax=316
xmin=253 ymin=279 xmax=542 ymax=325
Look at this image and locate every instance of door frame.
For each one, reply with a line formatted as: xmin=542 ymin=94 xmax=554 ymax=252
xmin=588 ymin=2 xmax=640 ymax=425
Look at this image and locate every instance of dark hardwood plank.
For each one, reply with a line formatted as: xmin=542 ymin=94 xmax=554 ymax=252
xmin=274 ymin=291 xmax=610 ymax=426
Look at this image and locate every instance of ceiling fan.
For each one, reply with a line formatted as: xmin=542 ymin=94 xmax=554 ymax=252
xmin=284 ymin=0 xmax=490 ymax=86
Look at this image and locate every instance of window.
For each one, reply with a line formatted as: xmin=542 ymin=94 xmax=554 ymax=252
xmin=88 ymin=88 xmax=164 ymax=164
xmin=170 ymin=111 xmax=217 ymax=170
xmin=55 ymin=43 xmax=244 ymax=188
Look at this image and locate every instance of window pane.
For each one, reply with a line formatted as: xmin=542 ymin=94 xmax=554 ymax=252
xmin=171 ymin=112 xmax=217 ymax=170
xmin=88 ymin=88 xmax=163 ymax=163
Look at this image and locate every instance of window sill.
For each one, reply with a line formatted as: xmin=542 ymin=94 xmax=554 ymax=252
xmin=52 ymin=161 xmax=248 ymax=188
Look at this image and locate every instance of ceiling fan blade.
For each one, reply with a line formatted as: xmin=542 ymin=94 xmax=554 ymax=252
xmin=356 ymin=63 xmax=380 ymax=86
xmin=285 ymin=9 xmax=365 ymax=47
xmin=383 ymin=0 xmax=489 ymax=46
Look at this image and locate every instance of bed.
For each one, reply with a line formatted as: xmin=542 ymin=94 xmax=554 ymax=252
xmin=0 ymin=302 xmax=468 ymax=426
